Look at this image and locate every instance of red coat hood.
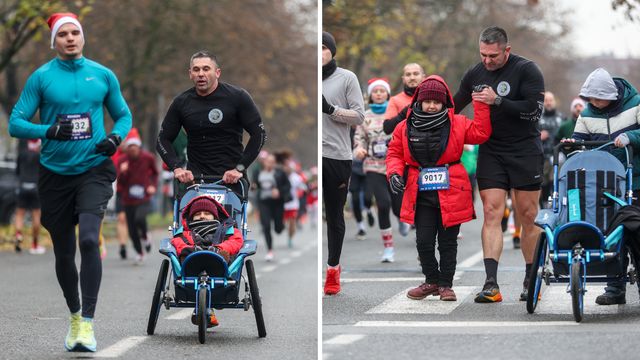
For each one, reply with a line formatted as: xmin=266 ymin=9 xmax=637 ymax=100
xmin=407 ymin=75 xmax=456 ymax=120
xmin=181 ymin=195 xmax=230 ymax=230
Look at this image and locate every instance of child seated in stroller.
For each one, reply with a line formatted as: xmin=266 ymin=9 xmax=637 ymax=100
xmin=170 ymin=195 xmax=245 ymax=328
xmin=171 ymin=195 xmax=244 ymax=266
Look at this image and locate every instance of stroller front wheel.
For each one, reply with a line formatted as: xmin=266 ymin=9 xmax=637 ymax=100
xmin=571 ymin=259 xmax=584 ymax=322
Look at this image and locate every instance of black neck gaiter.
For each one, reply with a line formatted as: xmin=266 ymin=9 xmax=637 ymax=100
xmin=404 ymin=84 xmax=416 ymax=97
xmin=322 ymin=59 xmax=337 ymax=80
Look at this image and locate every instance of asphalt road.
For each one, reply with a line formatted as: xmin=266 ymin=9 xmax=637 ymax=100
xmin=0 ymin=218 xmax=318 ymax=360
xmin=322 ymin=199 xmax=640 ymax=360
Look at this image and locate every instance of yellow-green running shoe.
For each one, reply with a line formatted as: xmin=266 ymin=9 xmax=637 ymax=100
xmin=74 ymin=320 xmax=97 ymax=352
xmin=65 ymin=314 xmax=82 ymax=351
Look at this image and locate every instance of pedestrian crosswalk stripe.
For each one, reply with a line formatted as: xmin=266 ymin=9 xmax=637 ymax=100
xmin=534 ymin=284 xmax=638 ymax=315
xmin=341 ymin=277 xmax=424 ymax=283
xmin=353 ymin=321 xmax=579 ymax=327
xmin=366 ymin=286 xmax=476 ymax=314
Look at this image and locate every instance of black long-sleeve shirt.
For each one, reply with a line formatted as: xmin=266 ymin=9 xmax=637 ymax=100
xmin=453 ymin=54 xmax=545 ymax=156
xmin=157 ymin=83 xmax=266 ymax=176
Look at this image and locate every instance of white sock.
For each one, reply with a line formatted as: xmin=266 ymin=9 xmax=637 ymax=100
xmin=358 ymin=221 xmax=366 ymax=231
xmin=327 ymin=264 xmax=340 ymax=270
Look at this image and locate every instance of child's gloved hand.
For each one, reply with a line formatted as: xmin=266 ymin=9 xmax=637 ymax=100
xmin=217 ymin=249 xmax=230 ymax=263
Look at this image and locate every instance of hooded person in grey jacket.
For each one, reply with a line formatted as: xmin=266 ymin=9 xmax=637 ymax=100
xmin=322 ymin=31 xmax=365 ymax=295
xmin=567 ymin=67 xmax=640 ymax=306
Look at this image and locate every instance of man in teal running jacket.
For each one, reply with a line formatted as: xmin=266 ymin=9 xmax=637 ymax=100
xmin=8 ymin=13 xmax=131 ymax=353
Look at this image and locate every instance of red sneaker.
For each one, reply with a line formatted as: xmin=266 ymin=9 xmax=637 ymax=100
xmin=324 ymin=265 xmax=341 ymax=295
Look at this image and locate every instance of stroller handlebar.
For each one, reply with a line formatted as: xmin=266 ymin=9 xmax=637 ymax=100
xmin=554 ymin=141 xmax=633 ymax=167
xmin=173 ymin=175 xmax=249 ymax=202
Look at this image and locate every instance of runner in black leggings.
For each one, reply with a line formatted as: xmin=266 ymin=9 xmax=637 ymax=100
xmin=348 ymin=155 xmax=374 ymax=240
xmin=354 ymin=78 xmax=405 ymax=263
xmin=8 ymin=12 xmax=132 ymax=352
xmin=255 ymin=154 xmax=291 ymax=261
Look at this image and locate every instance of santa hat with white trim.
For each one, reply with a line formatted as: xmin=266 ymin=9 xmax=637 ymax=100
xmin=124 ymin=128 xmax=142 ymax=148
xmin=47 ymin=13 xmax=85 ymax=50
xmin=367 ymin=78 xmax=391 ymax=97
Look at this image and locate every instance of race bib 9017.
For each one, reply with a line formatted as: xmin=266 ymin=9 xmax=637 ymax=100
xmin=199 ymin=189 xmax=226 ymax=205
xmin=57 ymin=113 xmax=93 ymax=140
xmin=418 ymin=167 xmax=449 ymax=191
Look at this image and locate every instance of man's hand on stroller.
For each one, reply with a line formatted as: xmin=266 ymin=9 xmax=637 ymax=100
xmin=174 ymin=168 xmax=194 ymax=183
xmin=222 ymin=169 xmax=243 ymax=184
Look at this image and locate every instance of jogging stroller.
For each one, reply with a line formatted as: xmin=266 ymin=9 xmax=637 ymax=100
xmin=146 ymin=176 xmax=266 ymax=343
xmin=527 ymin=141 xmax=636 ymax=322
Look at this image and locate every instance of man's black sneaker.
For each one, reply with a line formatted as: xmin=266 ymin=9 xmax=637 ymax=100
xmin=513 ymin=236 xmax=521 ymax=249
xmin=519 ymin=280 xmax=540 ymax=301
xmin=474 ymin=277 xmax=503 ymax=303
xmin=367 ymin=212 xmax=375 ymax=227
xmin=595 ymin=289 xmax=626 ymax=305
xmin=355 ymin=229 xmax=366 ymax=241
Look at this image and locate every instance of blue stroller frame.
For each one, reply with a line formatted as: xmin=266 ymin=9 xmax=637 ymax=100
xmin=146 ymin=176 xmax=266 ymax=343
xmin=527 ymin=141 xmax=637 ymax=322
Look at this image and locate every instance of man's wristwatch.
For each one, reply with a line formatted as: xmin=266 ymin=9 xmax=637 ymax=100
xmin=493 ymin=96 xmax=502 ymax=107
xmin=235 ymin=164 xmax=245 ymax=173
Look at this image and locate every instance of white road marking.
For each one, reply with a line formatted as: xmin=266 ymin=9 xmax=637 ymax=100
xmin=534 ymin=284 xmax=638 ymax=315
xmin=94 ymin=336 xmax=147 ymax=358
xmin=354 ymin=321 xmax=580 ymax=327
xmin=366 ymin=286 xmax=476 ymax=314
xmin=323 ymin=334 xmax=366 ymax=345
xmin=261 ymin=265 xmax=278 ymax=272
xmin=291 ymin=251 xmax=303 ymax=258
xmin=165 ymin=308 xmax=192 ymax=320
xmin=457 ymin=250 xmax=484 ymax=269
xmin=278 ymin=258 xmax=292 ymax=265
xmin=341 ymin=277 xmax=425 ymax=283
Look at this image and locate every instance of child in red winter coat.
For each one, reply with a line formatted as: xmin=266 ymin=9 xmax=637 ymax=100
xmin=171 ymin=196 xmax=244 ymax=265
xmin=170 ymin=195 xmax=244 ymax=328
xmin=386 ymin=76 xmax=491 ymax=302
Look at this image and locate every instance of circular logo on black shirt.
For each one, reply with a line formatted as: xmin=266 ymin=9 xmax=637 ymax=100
xmin=208 ymin=109 xmax=223 ymax=123
xmin=497 ymin=81 xmax=511 ymax=96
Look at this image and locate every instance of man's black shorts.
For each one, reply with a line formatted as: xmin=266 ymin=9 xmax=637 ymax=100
xmin=17 ymin=186 xmax=40 ymax=209
xmin=38 ymin=159 xmax=116 ymax=235
xmin=476 ymin=153 xmax=544 ymax=191
xmin=115 ymin=191 xmax=124 ymax=213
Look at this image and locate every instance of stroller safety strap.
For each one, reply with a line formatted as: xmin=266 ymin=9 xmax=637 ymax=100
xmin=604 ymin=225 xmax=624 ymax=250
xmin=604 ymin=192 xmax=628 ymax=207
xmin=228 ymin=254 xmax=246 ymax=276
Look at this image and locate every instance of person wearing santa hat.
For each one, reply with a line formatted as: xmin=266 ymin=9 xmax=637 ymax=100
xmin=8 ymin=12 xmax=131 ymax=352
xmin=14 ymin=139 xmax=43 ymax=254
xmin=353 ymin=78 xmax=407 ymax=263
xmin=555 ymin=97 xmax=587 ymax=146
xmin=117 ymin=128 xmax=158 ymax=265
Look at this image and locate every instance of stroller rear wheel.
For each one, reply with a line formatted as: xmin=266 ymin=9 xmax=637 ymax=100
xmin=571 ymin=259 xmax=584 ymax=322
xmin=527 ymin=233 xmax=547 ymax=314
xmin=246 ymin=259 xmax=266 ymax=337
xmin=147 ymin=259 xmax=169 ymax=335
